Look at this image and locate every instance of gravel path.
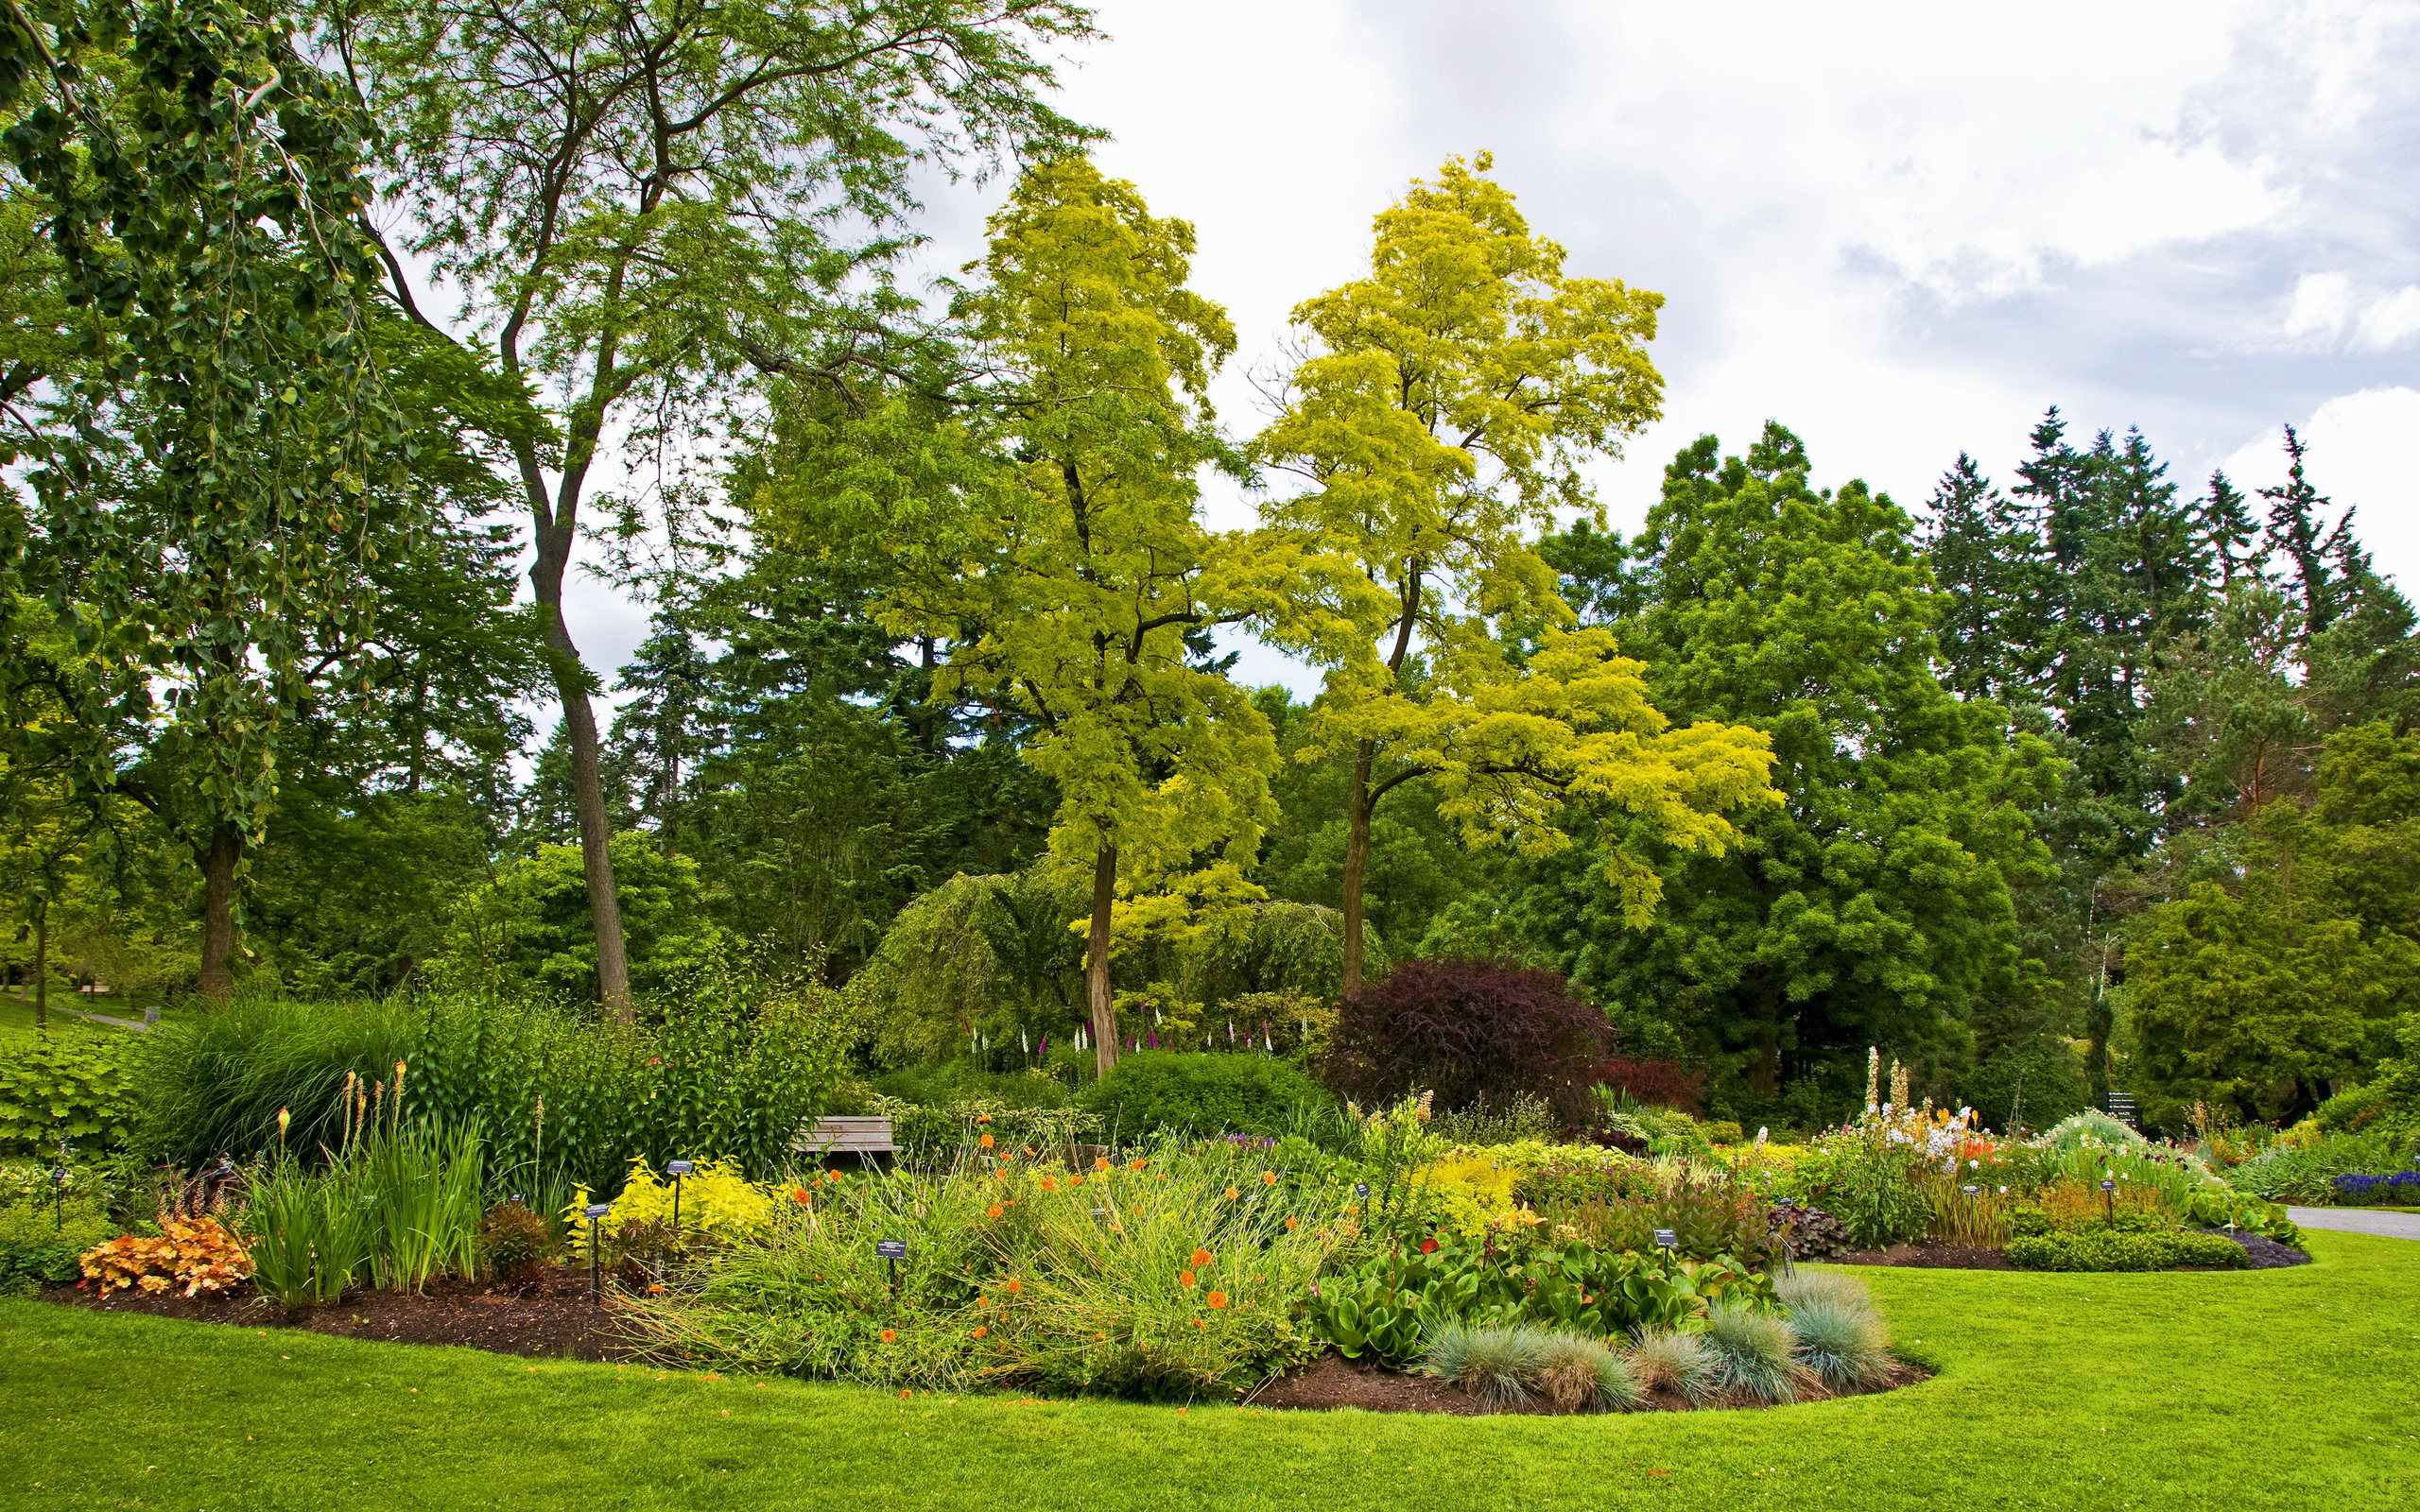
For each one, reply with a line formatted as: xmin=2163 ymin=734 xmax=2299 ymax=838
xmin=2287 ymin=1206 xmax=2420 ymax=1240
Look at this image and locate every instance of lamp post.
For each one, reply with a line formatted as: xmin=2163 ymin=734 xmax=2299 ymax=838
xmin=666 ymin=1160 xmax=693 ymax=1232
xmin=584 ymin=1203 xmax=612 ymax=1302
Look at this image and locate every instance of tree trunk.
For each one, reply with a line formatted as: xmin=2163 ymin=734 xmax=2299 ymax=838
xmin=1749 ymin=987 xmax=1782 ymax=1096
xmin=198 ymin=826 xmax=242 ymax=1001
xmin=1085 ymin=845 xmax=1119 ymax=1076
xmin=1340 ymin=738 xmax=1376 ymax=1002
xmin=31 ymin=900 xmax=47 ymax=1033
xmin=531 ymin=549 xmax=632 ymax=1022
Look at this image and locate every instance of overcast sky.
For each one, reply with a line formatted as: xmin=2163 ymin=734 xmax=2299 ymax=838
xmin=557 ymin=0 xmax=2420 ymax=705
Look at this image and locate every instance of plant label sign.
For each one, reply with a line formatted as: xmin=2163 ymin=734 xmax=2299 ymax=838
xmin=875 ymin=1240 xmax=908 ymax=1261
xmin=667 ymin=1160 xmax=695 ymax=1176
xmin=1654 ymin=1228 xmax=1678 ymax=1249
xmin=2100 ymin=1179 xmax=2117 ymax=1192
xmin=584 ymin=1203 xmax=612 ymax=1220
xmin=1774 ymin=1196 xmax=1794 ymax=1210
xmin=1354 ymin=1183 xmax=1371 ymax=1199
xmin=1962 ymin=1185 xmax=1979 ymax=1195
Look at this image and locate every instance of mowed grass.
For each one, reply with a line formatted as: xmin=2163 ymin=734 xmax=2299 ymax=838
xmin=3 ymin=1233 xmax=2414 ymax=1512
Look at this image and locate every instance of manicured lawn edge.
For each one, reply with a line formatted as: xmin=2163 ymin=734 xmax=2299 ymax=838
xmin=3 ymin=1231 xmax=2414 ymax=1512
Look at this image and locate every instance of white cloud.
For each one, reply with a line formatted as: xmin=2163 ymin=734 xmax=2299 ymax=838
xmin=2277 ymin=271 xmax=2420 ymax=350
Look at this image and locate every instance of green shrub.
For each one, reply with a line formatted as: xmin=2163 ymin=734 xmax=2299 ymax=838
xmin=2005 ymin=1228 xmax=2252 ymax=1272
xmin=0 ymin=1039 xmax=140 ymax=1154
xmin=1079 ymin=1051 xmax=1331 ymax=1138
xmin=0 ymin=1197 xmax=116 ymax=1293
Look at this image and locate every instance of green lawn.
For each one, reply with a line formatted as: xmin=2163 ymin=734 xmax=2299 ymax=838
xmin=0 ymin=994 xmax=154 ymax=1041
xmin=4 ymin=1233 xmax=2415 ymax=1512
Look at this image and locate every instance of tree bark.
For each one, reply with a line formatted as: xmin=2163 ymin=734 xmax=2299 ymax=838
xmin=198 ymin=827 xmax=242 ymax=1001
xmin=1750 ymin=986 xmax=1782 ymax=1096
xmin=529 ymin=531 xmax=633 ymax=1022
xmin=32 ymin=900 xmax=47 ymax=1033
xmin=1085 ymin=845 xmax=1119 ymax=1075
xmin=1340 ymin=738 xmax=1376 ymax=1002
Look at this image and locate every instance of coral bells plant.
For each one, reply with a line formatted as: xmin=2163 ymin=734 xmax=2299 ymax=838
xmin=79 ymin=1218 xmax=251 ymax=1297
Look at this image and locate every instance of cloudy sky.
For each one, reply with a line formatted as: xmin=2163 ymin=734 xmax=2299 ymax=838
xmin=560 ymin=0 xmax=2420 ymax=702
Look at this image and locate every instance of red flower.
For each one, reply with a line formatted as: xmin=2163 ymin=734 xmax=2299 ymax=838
xmin=1419 ymin=1238 xmax=1440 ymax=1254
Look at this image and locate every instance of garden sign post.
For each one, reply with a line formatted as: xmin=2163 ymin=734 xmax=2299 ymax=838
xmin=876 ymin=1240 xmax=908 ymax=1299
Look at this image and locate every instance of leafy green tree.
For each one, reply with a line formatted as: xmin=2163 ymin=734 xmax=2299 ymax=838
xmin=1531 ymin=425 xmax=2061 ymax=1109
xmin=330 ymin=0 xmax=1096 ymax=1019
xmin=439 ymin=832 xmax=732 ymax=1004
xmin=2128 ymin=723 xmax=2420 ymax=1123
xmin=1253 ymin=154 xmax=1771 ymax=997
xmin=3 ymin=0 xmax=414 ymax=997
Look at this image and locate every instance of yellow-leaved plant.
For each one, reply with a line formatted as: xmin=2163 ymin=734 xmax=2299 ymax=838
xmin=1254 ymin=154 xmax=1779 ymax=993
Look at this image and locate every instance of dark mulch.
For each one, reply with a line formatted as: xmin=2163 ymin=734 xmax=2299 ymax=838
xmin=1245 ymin=1350 xmax=1930 ymax=1415
xmin=2210 ymin=1230 xmax=2313 ymax=1269
xmin=1833 ymin=1243 xmax=2016 ymax=1270
xmin=43 ymin=1264 xmax=636 ymax=1361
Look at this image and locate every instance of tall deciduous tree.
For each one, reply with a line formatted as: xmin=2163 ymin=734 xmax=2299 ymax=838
xmin=1253 ymin=155 xmax=1772 ymax=998
xmin=327 ymin=0 xmax=1094 ymax=1018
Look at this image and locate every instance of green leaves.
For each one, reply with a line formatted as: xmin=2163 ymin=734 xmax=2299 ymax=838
xmin=0 ymin=1036 xmax=139 ymax=1152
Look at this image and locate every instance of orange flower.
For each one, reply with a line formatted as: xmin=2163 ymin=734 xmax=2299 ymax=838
xmin=1284 ymin=1217 xmax=1299 ymax=1230
xmin=1261 ymin=1171 xmax=1278 ymax=1186
xmin=1130 ymin=1158 xmax=1149 ymax=1171
xmin=1041 ymin=1177 xmax=1060 ymax=1192
xmin=1068 ymin=1175 xmax=1084 ymax=1186
xmin=980 ymin=1133 xmax=995 ymax=1149
xmin=1006 ymin=1279 xmax=1024 ymax=1295
xmin=1094 ymin=1157 xmax=1111 ymax=1172
xmin=1192 ymin=1318 xmax=1206 ymax=1329
xmin=977 ymin=1114 xmax=993 ymax=1123
xmin=880 ymin=1329 xmax=897 ymax=1343
xmin=1190 ymin=1248 xmax=1214 ymax=1266
xmin=792 ymin=1189 xmax=813 ymax=1205
xmin=986 ymin=1204 xmax=1005 ymax=1219
xmin=1224 ymin=1187 xmax=1240 ymax=1200
xmin=823 ymin=1170 xmax=841 ymax=1184
xmin=1178 ymin=1269 xmax=1197 ymax=1288
xmin=899 ymin=1389 xmax=911 ymax=1400
xmin=1205 ymin=1290 xmax=1229 ymax=1310
xmin=972 ymin=1326 xmax=989 ymax=1339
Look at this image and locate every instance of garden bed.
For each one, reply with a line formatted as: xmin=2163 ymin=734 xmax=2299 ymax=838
xmin=42 ymin=1264 xmax=631 ymax=1361
xmin=1246 ymin=1348 xmax=1931 ymax=1415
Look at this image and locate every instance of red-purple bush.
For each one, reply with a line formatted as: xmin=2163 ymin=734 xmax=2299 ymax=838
xmin=1598 ymin=1056 xmax=1705 ymax=1115
xmin=1322 ymin=958 xmax=1610 ymax=1127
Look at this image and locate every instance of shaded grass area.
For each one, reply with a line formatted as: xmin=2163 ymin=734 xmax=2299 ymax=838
xmin=0 ymin=994 xmax=156 ymax=1041
xmin=3 ymin=1233 xmax=2415 ymax=1512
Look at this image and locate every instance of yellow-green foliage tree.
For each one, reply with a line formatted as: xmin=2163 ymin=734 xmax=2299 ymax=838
xmin=776 ymin=159 xmax=1345 ymax=1073
xmin=1254 ymin=155 xmax=1777 ymax=995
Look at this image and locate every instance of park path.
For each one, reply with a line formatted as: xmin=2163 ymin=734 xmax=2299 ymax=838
xmin=2288 ymin=1206 xmax=2420 ymax=1239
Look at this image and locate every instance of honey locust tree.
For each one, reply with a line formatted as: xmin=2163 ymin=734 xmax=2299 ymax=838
xmin=1253 ymin=154 xmax=1773 ymax=998
xmin=767 ymin=158 xmax=1336 ymax=1073
xmin=322 ymin=0 xmax=1095 ymax=1019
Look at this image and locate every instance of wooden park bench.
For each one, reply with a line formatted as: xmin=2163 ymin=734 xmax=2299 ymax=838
xmin=794 ymin=1114 xmax=898 ymax=1171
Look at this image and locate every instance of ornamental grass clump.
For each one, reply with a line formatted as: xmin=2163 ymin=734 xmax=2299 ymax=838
xmin=1625 ymin=1327 xmax=1721 ymax=1405
xmin=1775 ymin=1271 xmax=1893 ymax=1390
xmin=1422 ymin=1321 xmax=1550 ymax=1407
xmin=1535 ymin=1332 xmax=1642 ymax=1412
xmin=1703 ymin=1300 xmax=1802 ymax=1404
